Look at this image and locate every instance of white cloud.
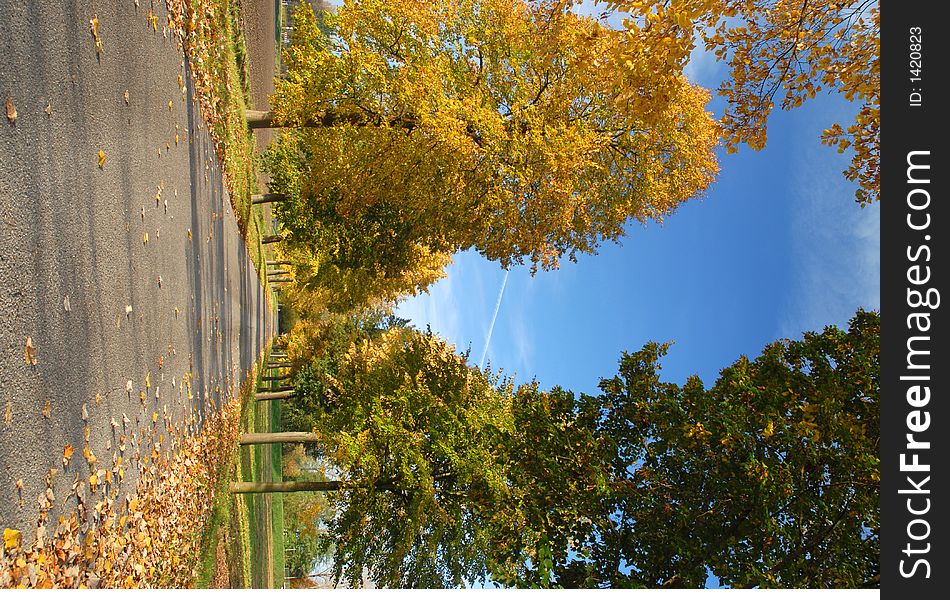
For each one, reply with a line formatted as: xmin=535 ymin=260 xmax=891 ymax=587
xmin=782 ymin=150 xmax=880 ymax=337
xmin=684 ymin=43 xmax=725 ymax=88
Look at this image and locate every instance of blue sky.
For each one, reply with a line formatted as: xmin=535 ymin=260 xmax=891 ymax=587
xmin=395 ymin=11 xmax=880 ymax=396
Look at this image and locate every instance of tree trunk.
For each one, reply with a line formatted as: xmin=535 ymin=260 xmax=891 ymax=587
xmin=267 ymin=261 xmax=293 ymax=267
xmin=258 ymin=385 xmax=295 ymax=393
xmin=239 ymin=432 xmax=319 ymax=445
xmin=245 ymin=108 xmax=417 ymax=131
xmin=230 ymin=480 xmax=345 ymax=493
xmin=246 ymin=110 xmax=278 ymax=129
xmin=267 ymin=270 xmax=290 ymax=276
xmin=269 ymin=278 xmax=293 ymax=284
xmin=267 ymin=362 xmax=292 ymax=368
xmin=262 ymin=235 xmax=283 ymax=245
xmin=230 ymin=479 xmax=397 ymax=494
xmin=260 ymin=374 xmax=292 ymax=382
xmin=251 ymin=193 xmax=288 ymax=205
xmin=256 ymin=390 xmax=295 ymax=401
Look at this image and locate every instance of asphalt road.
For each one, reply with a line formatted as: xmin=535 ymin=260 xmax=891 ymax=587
xmin=0 ymin=1 xmax=274 ymax=537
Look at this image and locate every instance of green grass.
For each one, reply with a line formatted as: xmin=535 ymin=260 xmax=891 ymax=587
xmin=192 ymin=363 xmax=258 ymax=588
xmin=236 ymin=350 xmax=286 ymax=588
xmin=269 ymin=395 xmax=286 ymax=586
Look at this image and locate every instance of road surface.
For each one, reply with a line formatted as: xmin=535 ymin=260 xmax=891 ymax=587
xmin=0 ymin=1 xmax=274 ymax=538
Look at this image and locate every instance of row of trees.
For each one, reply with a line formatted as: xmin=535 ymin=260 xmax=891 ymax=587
xmin=256 ymin=0 xmax=881 ymax=587
xmin=275 ymin=309 xmax=879 ymax=588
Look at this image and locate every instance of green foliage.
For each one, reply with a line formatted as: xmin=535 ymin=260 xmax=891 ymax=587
xmin=285 ymin=310 xmax=879 ymax=588
xmin=496 ymin=310 xmax=880 ymax=588
xmin=312 ymin=327 xmax=514 ymax=588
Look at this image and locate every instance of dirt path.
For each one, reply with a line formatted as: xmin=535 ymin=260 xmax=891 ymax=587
xmin=0 ymin=1 xmax=273 ymax=538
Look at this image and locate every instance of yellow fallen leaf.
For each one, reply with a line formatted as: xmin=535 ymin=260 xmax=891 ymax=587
xmin=168 ymin=100 xmax=173 ymax=111
xmin=24 ymin=336 xmax=37 ymax=365
xmin=45 ymin=102 xmax=52 ymax=117
xmin=98 ymin=149 xmax=106 ymax=168
xmin=3 ymin=401 xmax=10 ymax=425
xmin=6 ymin=97 xmax=17 ymax=123
xmin=143 ymin=231 xmax=148 ymax=245
xmin=90 ymin=15 xmax=103 ymax=55
xmin=89 ymin=473 xmax=98 ymax=486
xmin=42 ymin=399 xmax=51 ymax=418
xmin=187 ymin=229 xmax=192 ymax=240
xmin=3 ymin=528 xmax=21 ymax=550
xmin=139 ymin=391 xmax=146 ymax=403
xmin=124 ymin=89 xmax=130 ymax=105
xmin=145 ymin=373 xmax=151 ymax=389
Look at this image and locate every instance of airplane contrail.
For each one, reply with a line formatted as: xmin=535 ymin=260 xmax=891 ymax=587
xmin=478 ymin=269 xmax=510 ymax=370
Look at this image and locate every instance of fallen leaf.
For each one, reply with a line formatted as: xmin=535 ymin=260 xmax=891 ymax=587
xmin=139 ymin=391 xmax=146 ymax=403
xmin=5 ymin=97 xmax=16 ymax=123
xmin=123 ymin=89 xmax=130 ymax=105
xmin=158 ymin=356 xmax=164 ymax=370
xmin=97 ymin=149 xmax=105 ymax=169
xmin=168 ymin=100 xmax=173 ymax=111
xmin=187 ymin=229 xmax=192 ymax=240
xmin=63 ymin=444 xmax=75 ymax=466
xmin=145 ymin=373 xmax=151 ymax=389
xmin=63 ymin=295 xmax=71 ymax=312
xmin=126 ymin=305 xmax=133 ymax=317
xmin=3 ymin=528 xmax=21 ymax=550
xmin=89 ymin=15 xmax=103 ymax=55
xmin=143 ymin=231 xmax=148 ymax=245
xmin=95 ymin=392 xmax=101 ymax=407
xmin=126 ymin=380 xmax=133 ymax=394
xmin=42 ymin=399 xmax=51 ymax=418
xmin=45 ymin=101 xmax=52 ymax=116
xmin=81 ymin=403 xmax=89 ymax=421
xmin=157 ymin=276 xmax=162 ymax=288
xmin=24 ymin=336 xmax=37 ymax=365
xmin=3 ymin=401 xmax=11 ymax=424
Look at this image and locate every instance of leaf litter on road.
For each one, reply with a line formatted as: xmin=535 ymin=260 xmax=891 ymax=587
xmin=23 ymin=337 xmax=37 ymax=366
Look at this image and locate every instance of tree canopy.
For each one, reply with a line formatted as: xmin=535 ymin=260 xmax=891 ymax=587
xmin=284 ymin=310 xmax=879 ymax=588
xmin=605 ymin=0 xmax=879 ymax=204
xmin=268 ymin=0 xmax=719 ymax=275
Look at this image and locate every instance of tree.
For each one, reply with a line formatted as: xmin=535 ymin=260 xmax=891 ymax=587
xmin=268 ymin=0 xmax=719 ymax=273
xmin=263 ymin=142 xmax=453 ymax=316
xmin=493 ymin=310 xmax=880 ymax=588
xmin=605 ymin=0 xmax=879 ymax=205
xmin=304 ymin=326 xmax=515 ymax=588
xmin=279 ymin=310 xmax=878 ymax=588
